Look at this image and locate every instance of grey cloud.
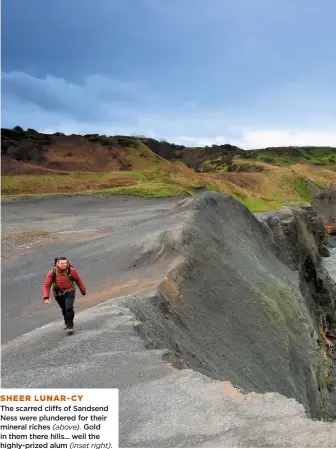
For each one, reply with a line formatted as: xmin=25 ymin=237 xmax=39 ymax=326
xmin=2 ymin=71 xmax=155 ymax=125
xmin=2 ymin=71 xmax=335 ymax=150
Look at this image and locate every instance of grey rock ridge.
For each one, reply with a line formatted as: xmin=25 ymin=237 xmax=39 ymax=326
xmin=2 ymin=192 xmax=336 ymax=447
xmin=119 ymin=194 xmax=336 ymax=417
xmin=313 ymin=185 xmax=336 ymax=236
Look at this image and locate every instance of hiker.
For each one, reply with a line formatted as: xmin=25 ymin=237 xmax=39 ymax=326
xmin=42 ymin=257 xmax=86 ymax=332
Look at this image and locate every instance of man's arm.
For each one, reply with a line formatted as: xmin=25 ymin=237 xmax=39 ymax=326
xmin=42 ymin=270 xmax=53 ymax=301
xmin=71 ymin=268 xmax=87 ymax=295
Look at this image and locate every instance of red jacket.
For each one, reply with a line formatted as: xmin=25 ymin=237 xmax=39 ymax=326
xmin=42 ymin=266 xmax=86 ymax=299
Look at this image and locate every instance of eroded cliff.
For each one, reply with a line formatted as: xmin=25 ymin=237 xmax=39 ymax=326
xmin=120 ymin=193 xmax=336 ymax=420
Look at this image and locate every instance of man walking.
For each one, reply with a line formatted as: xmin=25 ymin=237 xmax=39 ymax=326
xmin=42 ymin=257 xmax=86 ymax=333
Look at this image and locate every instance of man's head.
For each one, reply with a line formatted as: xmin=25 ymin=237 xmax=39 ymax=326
xmin=56 ymin=257 xmax=68 ymax=270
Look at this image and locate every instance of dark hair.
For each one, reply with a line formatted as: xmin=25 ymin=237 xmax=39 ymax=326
xmin=55 ymin=256 xmax=68 ymax=265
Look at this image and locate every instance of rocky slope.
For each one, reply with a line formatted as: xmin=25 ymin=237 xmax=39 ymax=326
xmin=2 ymin=192 xmax=336 ymax=446
xmin=119 ymin=194 xmax=336 ymax=420
xmin=313 ymin=185 xmax=336 ymax=233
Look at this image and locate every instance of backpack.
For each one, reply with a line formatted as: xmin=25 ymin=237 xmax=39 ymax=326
xmin=51 ymin=257 xmax=75 ymax=293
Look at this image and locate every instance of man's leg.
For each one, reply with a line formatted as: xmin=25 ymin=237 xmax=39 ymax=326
xmin=64 ymin=291 xmax=76 ymax=329
xmin=54 ymin=295 xmax=66 ymax=324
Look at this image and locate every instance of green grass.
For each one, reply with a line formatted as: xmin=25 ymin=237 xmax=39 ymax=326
xmin=205 ymin=183 xmax=221 ymax=193
xmin=1 ymin=182 xmax=195 ymax=201
xmin=294 ymin=178 xmax=314 ymax=202
xmin=91 ymin=182 xmax=195 ymax=198
xmin=94 ymin=172 xmax=146 ymax=179
xmin=1 ymin=172 xmax=148 ymax=195
xmin=144 ymin=168 xmax=166 ymax=182
xmin=218 ymin=165 xmax=231 ymax=173
xmin=1 ymin=169 xmax=198 ymax=199
xmin=240 ymin=199 xmax=283 ymax=212
xmin=138 ymin=173 xmax=147 ymax=183
xmin=241 ymin=147 xmax=336 ymax=169
xmin=256 ymin=155 xmax=292 ymax=166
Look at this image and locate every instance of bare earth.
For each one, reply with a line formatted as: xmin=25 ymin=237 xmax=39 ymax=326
xmin=2 ymin=194 xmax=336 ymax=447
xmin=1 ymin=194 xmax=183 ymax=343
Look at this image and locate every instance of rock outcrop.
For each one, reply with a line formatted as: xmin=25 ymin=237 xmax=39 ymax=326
xmin=313 ymin=185 xmax=336 ymax=233
xmin=119 ymin=193 xmax=336 ymax=420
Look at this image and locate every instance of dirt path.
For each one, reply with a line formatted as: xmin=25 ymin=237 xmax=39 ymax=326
xmin=1 ymin=195 xmax=183 ymax=343
xmin=1 ymin=194 xmax=287 ymax=344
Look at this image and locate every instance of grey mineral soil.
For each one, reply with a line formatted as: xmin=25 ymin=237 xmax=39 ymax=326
xmin=2 ymin=299 xmax=336 ymax=447
xmin=1 ymin=195 xmax=185 ymax=343
xmin=1 ymin=193 xmax=336 ymax=447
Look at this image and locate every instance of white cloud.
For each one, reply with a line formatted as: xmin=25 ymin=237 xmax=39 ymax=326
xmin=173 ymin=131 xmax=336 ymax=149
xmin=234 ymin=130 xmax=336 ymax=149
xmin=174 ymin=136 xmax=230 ymax=147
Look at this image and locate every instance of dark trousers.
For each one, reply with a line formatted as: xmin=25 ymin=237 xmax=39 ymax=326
xmin=55 ymin=291 xmax=76 ymax=328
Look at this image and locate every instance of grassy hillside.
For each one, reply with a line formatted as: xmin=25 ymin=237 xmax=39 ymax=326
xmin=204 ymin=165 xmax=336 ymax=211
xmin=239 ymin=146 xmax=336 ymax=169
xmin=2 ymin=127 xmax=336 ymax=212
xmin=1 ymin=128 xmax=169 ymax=173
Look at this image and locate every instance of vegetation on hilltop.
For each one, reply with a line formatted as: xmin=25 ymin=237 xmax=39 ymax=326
xmin=1 ymin=128 xmax=169 ymax=173
xmin=240 ymin=146 xmax=336 ymax=169
xmin=1 ymin=127 xmax=335 ymax=211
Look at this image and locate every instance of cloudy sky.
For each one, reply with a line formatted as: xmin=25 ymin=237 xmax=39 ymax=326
xmin=2 ymin=0 xmax=336 ymax=148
